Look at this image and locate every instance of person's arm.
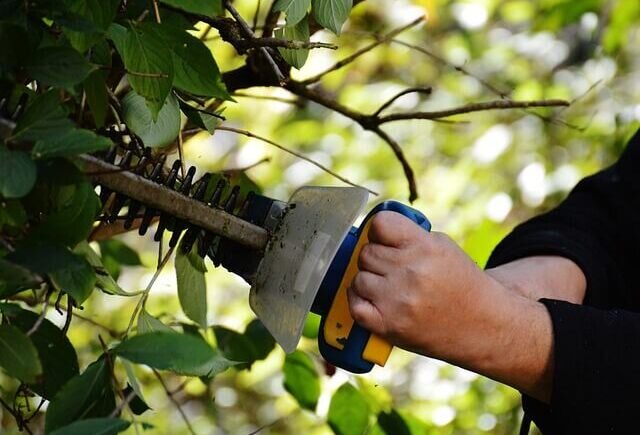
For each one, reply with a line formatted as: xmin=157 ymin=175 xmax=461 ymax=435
xmin=486 ymin=255 xmax=586 ymax=304
xmin=347 ymin=212 xmax=556 ymax=401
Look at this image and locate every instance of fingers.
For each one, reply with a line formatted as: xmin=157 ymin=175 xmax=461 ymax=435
xmin=358 ymin=242 xmax=395 ymax=275
xmin=350 ymin=270 xmax=386 ymax=301
xmin=348 ymin=275 xmax=385 ymax=333
xmin=367 ymin=211 xmax=422 ymax=248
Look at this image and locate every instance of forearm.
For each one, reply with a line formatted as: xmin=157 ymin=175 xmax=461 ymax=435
xmin=432 ymin=275 xmax=554 ymax=403
xmin=486 ymin=255 xmax=586 ymax=304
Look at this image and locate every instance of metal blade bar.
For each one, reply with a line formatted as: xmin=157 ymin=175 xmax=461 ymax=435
xmin=78 ymin=154 xmax=270 ymax=251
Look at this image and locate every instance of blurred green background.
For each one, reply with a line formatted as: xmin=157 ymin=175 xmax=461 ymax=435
xmin=4 ymin=0 xmax=640 ymax=433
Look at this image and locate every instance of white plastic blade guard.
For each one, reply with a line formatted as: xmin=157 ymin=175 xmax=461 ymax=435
xmin=249 ymin=186 xmax=369 ymax=353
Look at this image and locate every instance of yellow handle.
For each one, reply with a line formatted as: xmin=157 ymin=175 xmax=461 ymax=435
xmin=323 ymin=219 xmax=393 ymax=366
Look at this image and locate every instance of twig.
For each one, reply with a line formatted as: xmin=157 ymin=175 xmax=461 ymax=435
xmin=151 ymin=0 xmax=161 ymax=23
xmin=252 ymin=0 xmax=262 ymax=32
xmin=224 ymin=0 xmax=287 ymax=85
xmin=62 ymin=298 xmax=73 ymax=334
xmin=301 ymin=16 xmax=425 ymax=85
xmin=0 ymin=396 xmax=34 ymax=435
xmin=373 ymin=87 xmax=432 ymax=117
xmin=222 ymin=157 xmax=271 ymax=173
xmin=284 ymin=81 xmax=415 ymax=199
xmin=378 ymin=99 xmax=570 ymax=123
xmin=251 ymin=38 xmax=337 ymax=50
xmin=216 ymin=125 xmax=378 ymax=195
xmin=232 ymin=91 xmax=302 ymax=107
xmin=124 ymin=246 xmax=175 ymax=337
xmin=390 ymin=39 xmax=510 ymax=98
xmin=153 ymin=369 xmax=197 ymax=435
xmin=26 ymin=289 xmax=51 ymax=336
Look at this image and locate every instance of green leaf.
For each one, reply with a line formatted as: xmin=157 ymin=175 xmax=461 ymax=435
xmin=0 ymin=145 xmax=37 ymax=199
xmin=274 ymin=0 xmax=311 ymax=26
xmin=159 ymin=0 xmax=223 ymax=16
xmin=0 ymin=324 xmax=42 ymax=383
xmin=0 ymin=22 xmax=34 ymax=71
xmin=114 ymin=22 xmax=174 ymax=118
xmin=84 ymin=70 xmax=109 ymax=127
xmin=175 ymin=241 xmax=208 ymax=327
xmin=30 ymin=181 xmax=101 ymax=247
xmin=62 ymin=0 xmax=121 ymax=52
xmin=312 ymin=0 xmax=352 ymax=35
xmin=115 ymin=332 xmax=237 ymax=377
xmin=283 ymin=350 xmax=320 ymax=411
xmin=328 ymin=383 xmax=370 ymax=435
xmin=123 ymin=385 xmax=150 ymax=415
xmin=3 ymin=307 xmax=79 ymax=399
xmin=213 ymin=326 xmax=257 ymax=368
xmin=26 ymin=46 xmax=93 ymax=88
xmin=12 ymin=92 xmax=74 ymax=142
xmin=45 ymin=357 xmax=116 ymax=433
xmin=74 ymin=242 xmax=141 ymax=297
xmin=122 ymin=90 xmax=180 ymax=148
xmin=98 ymin=239 xmax=142 ymax=280
xmin=0 ymin=199 xmax=27 ymax=231
xmin=137 ymin=310 xmax=175 ymax=334
xmin=32 ymin=128 xmax=112 ymax=159
xmin=275 ymin=17 xmax=310 ymax=69
xmin=123 ymin=360 xmax=146 ymax=403
xmin=374 ymin=410 xmax=412 ymax=435
xmin=10 ymin=242 xmax=96 ymax=304
xmin=50 ymin=418 xmax=130 ymax=435
xmin=179 ymin=100 xmax=221 ymax=134
xmin=244 ymin=319 xmax=276 ymax=361
xmin=148 ymin=25 xmax=230 ymax=99
xmin=0 ymin=258 xmax=41 ymax=298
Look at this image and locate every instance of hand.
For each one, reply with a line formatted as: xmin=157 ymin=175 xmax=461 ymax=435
xmin=348 ymin=211 xmax=555 ymax=402
xmin=347 ymin=211 xmax=498 ymax=359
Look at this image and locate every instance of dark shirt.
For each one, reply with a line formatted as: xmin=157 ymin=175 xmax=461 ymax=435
xmin=486 ymin=129 xmax=640 ymax=434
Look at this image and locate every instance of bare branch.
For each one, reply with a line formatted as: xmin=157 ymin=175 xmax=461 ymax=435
xmin=301 ymin=16 xmax=425 ymax=85
xmin=224 ymin=0 xmax=287 ymax=85
xmin=153 ymin=370 xmax=197 ymax=435
xmin=251 ymin=37 xmax=337 ymax=50
xmin=216 ymin=125 xmax=378 ymax=195
xmin=222 ymin=157 xmax=271 ymax=173
xmin=232 ymin=91 xmax=303 ymax=107
xmin=371 ymin=127 xmax=418 ymax=202
xmin=378 ymin=99 xmax=570 ymax=123
xmin=373 ymin=87 xmax=432 ymax=117
xmin=390 ymin=39 xmax=510 ymax=98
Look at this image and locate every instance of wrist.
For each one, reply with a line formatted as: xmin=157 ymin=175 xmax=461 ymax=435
xmin=431 ymin=273 xmax=554 ymax=402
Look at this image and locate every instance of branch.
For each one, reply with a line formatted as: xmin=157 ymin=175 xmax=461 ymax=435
xmin=153 ymin=370 xmax=197 ymax=435
xmin=378 ymin=99 xmax=570 ymax=123
xmin=301 ymin=16 xmax=425 ymax=85
xmin=250 ymin=37 xmax=337 ymax=50
xmin=390 ymin=39 xmax=511 ymax=98
xmin=216 ymin=125 xmax=378 ymax=195
xmin=373 ymin=87 xmax=432 ymax=117
xmin=224 ymin=0 xmax=287 ymax=85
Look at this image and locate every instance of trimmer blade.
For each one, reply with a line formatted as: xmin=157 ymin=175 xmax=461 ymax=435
xmin=249 ymin=187 xmax=369 ymax=353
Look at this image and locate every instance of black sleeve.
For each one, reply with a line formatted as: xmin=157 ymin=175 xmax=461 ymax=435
xmin=485 ymin=131 xmax=640 ymax=434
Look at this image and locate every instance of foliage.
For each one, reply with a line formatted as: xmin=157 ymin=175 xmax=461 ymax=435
xmin=0 ymin=0 xmax=639 ymax=434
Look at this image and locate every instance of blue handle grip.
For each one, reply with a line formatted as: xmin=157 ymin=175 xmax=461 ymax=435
xmin=316 ymin=201 xmax=431 ymax=373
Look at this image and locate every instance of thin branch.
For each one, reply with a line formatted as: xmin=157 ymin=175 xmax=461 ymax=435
xmin=224 ymin=0 xmax=287 ymax=85
xmin=26 ymin=289 xmax=51 ymax=336
xmin=251 ymin=37 xmax=337 ymax=50
xmin=251 ymin=0 xmax=261 ymax=32
xmin=378 ymin=99 xmax=570 ymax=123
xmin=216 ymin=125 xmax=378 ymax=195
xmin=301 ymin=16 xmax=425 ymax=85
xmin=373 ymin=87 xmax=432 ymax=117
xmin=390 ymin=39 xmax=510 ymax=98
xmin=284 ymin=81 xmax=415 ymax=199
xmin=0 ymin=396 xmax=34 ymax=435
xmin=151 ymin=0 xmax=161 ymax=23
xmin=232 ymin=91 xmax=303 ymax=107
xmin=222 ymin=157 xmax=271 ymax=173
xmin=124 ymin=246 xmax=175 ymax=337
xmin=153 ymin=369 xmax=197 ymax=435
